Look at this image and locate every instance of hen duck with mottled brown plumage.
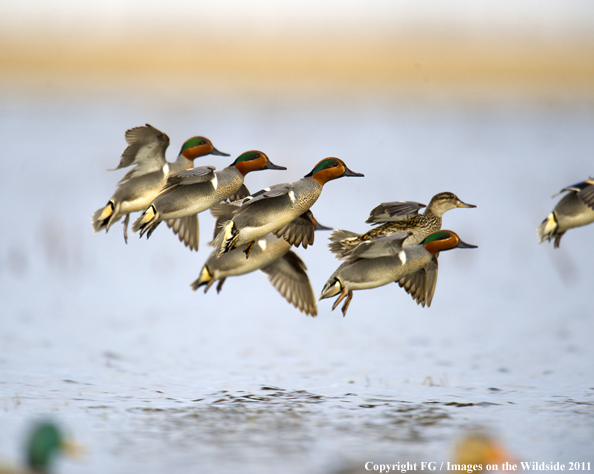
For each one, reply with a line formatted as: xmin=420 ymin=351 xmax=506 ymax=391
xmin=329 ymin=192 xmax=476 ymax=260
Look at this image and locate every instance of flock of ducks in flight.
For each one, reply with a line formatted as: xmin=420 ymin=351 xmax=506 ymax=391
xmin=12 ymin=125 xmax=581 ymax=473
xmin=92 ymin=124 xmax=594 ymax=317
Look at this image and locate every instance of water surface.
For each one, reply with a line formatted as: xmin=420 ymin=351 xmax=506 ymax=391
xmin=1 ymin=91 xmax=593 ymax=473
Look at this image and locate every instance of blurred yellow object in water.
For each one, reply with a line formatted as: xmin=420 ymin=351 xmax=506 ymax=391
xmin=454 ymin=432 xmax=517 ymax=473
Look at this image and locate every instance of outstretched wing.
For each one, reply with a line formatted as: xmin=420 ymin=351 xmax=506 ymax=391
xmin=396 ymin=256 xmax=439 ymax=307
xmin=110 ymin=124 xmax=170 ymax=182
xmin=366 ymin=200 xmax=426 ymax=224
xmin=571 ymin=180 xmax=594 ymax=210
xmin=273 ymin=210 xmax=331 ymax=249
xmin=162 ymin=166 xmax=216 ymax=191
xmin=343 ymin=232 xmax=411 ymax=259
xmin=240 ymin=183 xmax=294 ymax=207
xmin=261 ymin=251 xmax=317 ymax=317
xmin=553 ymin=180 xmax=594 ymax=211
xmin=166 ymin=215 xmax=200 ymax=251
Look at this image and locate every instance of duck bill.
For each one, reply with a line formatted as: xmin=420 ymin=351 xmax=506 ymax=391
xmin=210 ymin=147 xmax=230 ymax=157
xmin=342 ymin=166 xmax=364 ymax=177
xmin=60 ymin=439 xmax=85 ymax=460
xmin=456 ymin=239 xmax=478 ymax=249
xmin=263 ymin=161 xmax=287 ymax=171
xmin=304 ymin=210 xmax=333 ymax=231
xmin=314 ymin=221 xmax=333 ymax=231
xmin=457 ymin=200 xmax=477 ymax=208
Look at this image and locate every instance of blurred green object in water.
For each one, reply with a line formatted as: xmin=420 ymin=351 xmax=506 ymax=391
xmin=0 ymin=421 xmax=80 ymax=474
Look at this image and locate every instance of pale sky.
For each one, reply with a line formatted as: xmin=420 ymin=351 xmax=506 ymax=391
xmin=2 ymin=0 xmax=594 ymax=37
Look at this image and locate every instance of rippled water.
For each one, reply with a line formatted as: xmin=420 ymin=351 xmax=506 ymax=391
xmin=1 ymin=90 xmax=593 ymax=473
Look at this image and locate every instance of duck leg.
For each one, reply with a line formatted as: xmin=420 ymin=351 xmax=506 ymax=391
xmin=122 ymin=214 xmax=130 ymax=244
xmin=554 ymin=232 xmax=564 ymax=248
xmin=341 ymin=290 xmax=354 ymax=317
xmin=244 ymin=241 xmax=255 ymax=259
xmin=216 ymin=278 xmax=226 ymax=294
xmin=332 ymin=287 xmax=349 ymax=311
xmin=145 ymin=220 xmax=161 ymax=239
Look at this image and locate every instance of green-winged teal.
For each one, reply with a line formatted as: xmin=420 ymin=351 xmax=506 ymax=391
xmin=191 ymin=209 xmax=330 ymax=316
xmin=319 ymin=230 xmax=477 ymax=316
xmin=329 ymin=192 xmax=475 ymax=259
xmin=212 ymin=157 xmax=363 ymax=258
xmin=537 ymin=179 xmax=594 ymax=248
xmin=92 ymin=124 xmax=228 ymax=242
xmin=131 ymin=150 xmax=286 ymax=251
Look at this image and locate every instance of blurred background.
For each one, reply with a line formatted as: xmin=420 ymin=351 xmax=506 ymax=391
xmin=1 ymin=1 xmax=594 ymax=473
xmin=2 ymin=0 xmax=594 ymax=100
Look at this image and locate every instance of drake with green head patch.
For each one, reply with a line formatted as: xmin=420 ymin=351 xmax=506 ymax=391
xmin=132 ymin=150 xmax=286 ymax=251
xmin=92 ymin=124 xmax=229 ymax=243
xmin=320 ymin=229 xmax=477 ymax=316
xmin=180 ymin=136 xmax=229 ymax=160
xmin=213 ymin=157 xmax=363 ymax=258
xmin=305 ymin=157 xmax=364 ymax=185
xmin=231 ymin=150 xmax=287 ymax=176
xmin=421 ymin=230 xmax=477 ymax=255
xmin=191 ymin=207 xmax=331 ymax=317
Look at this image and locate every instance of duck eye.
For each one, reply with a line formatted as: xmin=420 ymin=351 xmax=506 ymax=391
xmin=254 ymin=153 xmax=261 ymax=158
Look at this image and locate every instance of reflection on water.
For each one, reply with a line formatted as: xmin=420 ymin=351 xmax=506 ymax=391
xmin=1 ymin=90 xmax=594 ymax=473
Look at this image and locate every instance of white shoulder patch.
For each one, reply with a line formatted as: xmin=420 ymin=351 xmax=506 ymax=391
xmin=398 ymin=249 xmax=407 ymax=265
xmin=288 ymin=190 xmax=296 ymax=203
xmin=257 ymin=239 xmax=267 ymax=251
xmin=163 ymin=163 xmax=170 ymax=175
xmin=211 ymin=174 xmax=218 ymax=190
